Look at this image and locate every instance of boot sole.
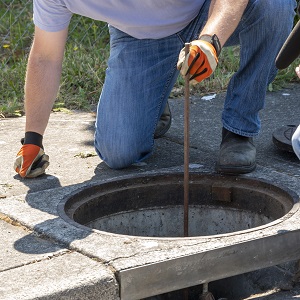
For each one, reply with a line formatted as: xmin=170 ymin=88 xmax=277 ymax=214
xmin=215 ymin=162 xmax=256 ymax=175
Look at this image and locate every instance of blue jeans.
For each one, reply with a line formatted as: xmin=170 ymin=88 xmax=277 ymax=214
xmin=95 ymin=0 xmax=296 ymax=169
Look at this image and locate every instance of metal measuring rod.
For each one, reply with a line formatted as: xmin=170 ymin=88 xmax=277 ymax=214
xmin=183 ymin=43 xmax=215 ymax=300
xmin=184 ymin=42 xmax=190 ymax=238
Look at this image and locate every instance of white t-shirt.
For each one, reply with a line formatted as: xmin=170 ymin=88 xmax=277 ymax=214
xmin=33 ymin=0 xmax=205 ymax=39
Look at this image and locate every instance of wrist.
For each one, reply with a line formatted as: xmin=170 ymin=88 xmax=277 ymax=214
xmin=199 ymin=34 xmax=222 ymax=57
xmin=23 ymin=131 xmax=43 ymax=149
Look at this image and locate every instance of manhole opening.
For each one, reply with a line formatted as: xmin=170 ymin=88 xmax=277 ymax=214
xmin=143 ymin=261 xmax=298 ymax=300
xmin=62 ymin=173 xmax=296 ymax=238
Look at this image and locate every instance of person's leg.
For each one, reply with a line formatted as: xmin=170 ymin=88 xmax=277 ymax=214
xmin=222 ymin=0 xmax=296 ymax=136
xmin=94 ymin=2 xmax=212 ymax=169
xmin=94 ymin=27 xmax=182 ymax=169
xmin=216 ymin=0 xmax=296 ymax=174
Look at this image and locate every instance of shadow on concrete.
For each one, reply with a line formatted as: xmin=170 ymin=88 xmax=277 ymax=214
xmin=12 ymin=174 xmax=93 ymax=254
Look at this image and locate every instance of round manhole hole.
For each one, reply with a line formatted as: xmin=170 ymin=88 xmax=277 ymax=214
xmin=59 ymin=173 xmax=297 ymax=238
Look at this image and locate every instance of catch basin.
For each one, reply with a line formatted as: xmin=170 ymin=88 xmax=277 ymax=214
xmin=63 ymin=173 xmax=294 ymax=237
xmin=59 ymin=173 xmax=300 ymax=299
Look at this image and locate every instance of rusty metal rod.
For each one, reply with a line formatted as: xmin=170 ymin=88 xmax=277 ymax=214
xmin=184 ymin=43 xmax=190 ymax=238
xmin=183 ymin=42 xmax=191 ymax=300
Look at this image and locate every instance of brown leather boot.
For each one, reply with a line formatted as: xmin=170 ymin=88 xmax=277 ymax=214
xmin=216 ymin=128 xmax=256 ymax=174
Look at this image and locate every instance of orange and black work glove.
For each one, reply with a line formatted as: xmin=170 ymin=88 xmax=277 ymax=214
xmin=14 ymin=132 xmax=49 ymax=178
xmin=177 ymin=34 xmax=221 ymax=85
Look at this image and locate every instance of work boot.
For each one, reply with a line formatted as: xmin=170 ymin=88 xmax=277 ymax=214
xmin=154 ymin=101 xmax=172 ymax=139
xmin=216 ymin=128 xmax=256 ymax=174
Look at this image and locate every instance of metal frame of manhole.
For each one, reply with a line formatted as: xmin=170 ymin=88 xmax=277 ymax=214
xmin=57 ymin=171 xmax=300 ymax=300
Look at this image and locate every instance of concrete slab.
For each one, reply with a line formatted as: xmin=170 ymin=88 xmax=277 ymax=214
xmin=0 ymin=220 xmax=119 ymax=300
xmin=0 ymin=250 xmax=119 ymax=300
xmin=0 ymin=83 xmax=300 ymax=299
xmin=0 ymin=219 xmax=65 ymax=272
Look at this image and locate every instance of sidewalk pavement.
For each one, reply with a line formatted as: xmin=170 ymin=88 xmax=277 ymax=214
xmin=0 ymin=83 xmax=300 ymax=299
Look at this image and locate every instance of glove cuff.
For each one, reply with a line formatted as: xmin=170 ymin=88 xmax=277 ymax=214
xmin=199 ymin=34 xmax=221 ymax=57
xmin=23 ymin=131 xmax=44 ymax=149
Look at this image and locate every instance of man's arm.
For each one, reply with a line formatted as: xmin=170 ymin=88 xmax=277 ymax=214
xmin=24 ymin=26 xmax=68 ymax=135
xmin=202 ymin=0 xmax=249 ymax=47
xmin=13 ymin=26 xmax=68 ymax=178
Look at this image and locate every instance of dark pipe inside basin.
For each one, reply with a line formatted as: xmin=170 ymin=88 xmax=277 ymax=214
xmin=62 ymin=173 xmax=296 ymax=237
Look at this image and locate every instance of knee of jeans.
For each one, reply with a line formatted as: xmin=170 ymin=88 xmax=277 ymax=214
xmin=94 ymin=133 xmax=147 ymax=170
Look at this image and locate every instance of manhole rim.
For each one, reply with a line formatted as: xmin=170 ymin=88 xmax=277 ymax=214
xmin=57 ymin=172 xmax=300 ymax=241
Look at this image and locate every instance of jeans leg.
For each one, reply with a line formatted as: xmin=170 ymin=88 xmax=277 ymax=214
xmin=94 ymin=27 xmax=183 ymax=169
xmin=222 ymin=0 xmax=296 ymax=137
xmin=94 ymin=1 xmax=214 ymax=169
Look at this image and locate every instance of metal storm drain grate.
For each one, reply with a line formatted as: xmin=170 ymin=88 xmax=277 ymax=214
xmin=59 ymin=173 xmax=300 ymax=299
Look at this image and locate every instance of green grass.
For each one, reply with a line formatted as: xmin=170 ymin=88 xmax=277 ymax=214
xmin=58 ymin=19 xmax=109 ymax=111
xmin=0 ymin=2 xmax=299 ymax=117
xmin=1 ymin=4 xmax=109 ymax=116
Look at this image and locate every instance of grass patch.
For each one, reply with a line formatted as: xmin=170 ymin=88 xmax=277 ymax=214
xmin=58 ymin=20 xmax=109 ymax=111
xmin=0 ymin=2 xmax=299 ymax=117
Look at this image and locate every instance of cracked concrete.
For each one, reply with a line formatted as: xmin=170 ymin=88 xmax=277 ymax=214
xmin=1 ymin=84 xmax=300 ymax=299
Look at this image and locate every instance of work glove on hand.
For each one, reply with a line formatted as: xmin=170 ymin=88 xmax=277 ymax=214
xmin=292 ymin=125 xmax=300 ymax=160
xmin=14 ymin=132 xmax=49 ymax=178
xmin=177 ymin=34 xmax=221 ymax=85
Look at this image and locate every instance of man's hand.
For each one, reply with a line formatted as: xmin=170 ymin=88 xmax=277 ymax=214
xmin=14 ymin=144 xmax=49 ymax=178
xmin=14 ymin=132 xmax=49 ymax=178
xmin=177 ymin=36 xmax=220 ymax=85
